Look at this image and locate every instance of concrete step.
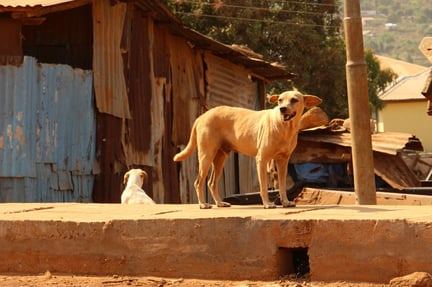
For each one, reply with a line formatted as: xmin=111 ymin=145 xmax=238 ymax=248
xmin=1 ymin=203 xmax=432 ymax=283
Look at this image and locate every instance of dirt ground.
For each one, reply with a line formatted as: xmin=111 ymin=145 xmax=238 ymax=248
xmin=0 ymin=272 xmax=388 ymax=287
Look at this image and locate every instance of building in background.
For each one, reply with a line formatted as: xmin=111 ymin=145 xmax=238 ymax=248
xmin=376 ymin=55 xmax=432 ymax=152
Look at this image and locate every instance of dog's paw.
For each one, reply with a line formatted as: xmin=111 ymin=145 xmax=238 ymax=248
xmin=199 ymin=203 xmax=213 ymax=209
xmin=217 ymin=201 xmax=231 ymax=208
xmin=263 ymin=202 xmax=277 ymax=209
xmin=282 ymin=200 xmax=296 ymax=208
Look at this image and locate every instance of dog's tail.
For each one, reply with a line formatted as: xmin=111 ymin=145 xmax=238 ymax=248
xmin=173 ymin=123 xmax=197 ymax=162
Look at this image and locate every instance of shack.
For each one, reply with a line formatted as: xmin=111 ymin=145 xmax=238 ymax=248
xmin=0 ymin=0 xmax=294 ymax=203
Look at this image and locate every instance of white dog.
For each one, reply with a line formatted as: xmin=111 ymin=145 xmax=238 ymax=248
xmin=121 ymin=169 xmax=156 ymax=204
xmin=173 ymin=90 xmax=322 ymax=209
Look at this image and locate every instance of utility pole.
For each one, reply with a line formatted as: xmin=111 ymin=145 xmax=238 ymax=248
xmin=343 ymin=0 xmax=377 ymax=204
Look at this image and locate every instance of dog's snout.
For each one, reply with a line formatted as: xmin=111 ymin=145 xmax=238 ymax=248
xmin=280 ymin=106 xmax=287 ymax=113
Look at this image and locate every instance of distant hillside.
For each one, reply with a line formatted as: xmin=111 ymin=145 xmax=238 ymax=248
xmin=359 ymin=0 xmax=432 ymax=66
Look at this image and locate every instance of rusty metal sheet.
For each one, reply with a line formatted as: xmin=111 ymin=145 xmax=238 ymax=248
xmin=0 ymin=0 xmax=74 ymax=7
xmin=0 ymin=56 xmax=95 ymax=202
xmin=0 ymin=18 xmax=23 ymax=66
xmin=170 ymin=35 xmax=203 ymax=145
xmin=92 ymin=0 xmax=130 ymax=119
xmin=0 ymin=0 xmax=91 ymax=19
xmin=92 ymin=113 xmax=124 ymax=203
xmin=205 ymin=53 xmax=258 ymax=109
xmin=122 ymin=7 xmax=152 ymax=156
xmin=299 ymin=130 xmax=423 ymax=155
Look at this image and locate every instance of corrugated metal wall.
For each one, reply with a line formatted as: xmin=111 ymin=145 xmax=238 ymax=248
xmin=0 ymin=56 xmax=95 ymax=202
xmin=205 ymin=53 xmax=257 ymax=109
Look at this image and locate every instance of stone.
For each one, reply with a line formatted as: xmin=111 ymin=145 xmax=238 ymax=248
xmin=389 ymin=272 xmax=432 ymax=287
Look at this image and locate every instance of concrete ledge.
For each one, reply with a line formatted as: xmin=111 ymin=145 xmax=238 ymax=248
xmin=1 ymin=203 xmax=432 ymax=283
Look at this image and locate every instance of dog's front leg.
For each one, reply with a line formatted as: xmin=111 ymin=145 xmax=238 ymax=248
xmin=256 ymin=157 xmax=276 ymax=208
xmin=276 ymin=158 xmax=296 ymax=208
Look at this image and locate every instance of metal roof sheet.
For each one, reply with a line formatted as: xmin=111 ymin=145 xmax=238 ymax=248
xmin=298 ymin=130 xmax=424 ymax=155
xmin=376 ymin=55 xmax=427 ymax=77
xmin=379 ymin=69 xmax=431 ymax=101
xmin=0 ymin=0 xmax=74 ymax=8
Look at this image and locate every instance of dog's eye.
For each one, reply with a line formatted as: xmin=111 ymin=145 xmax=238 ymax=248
xmin=290 ymin=98 xmax=299 ymax=104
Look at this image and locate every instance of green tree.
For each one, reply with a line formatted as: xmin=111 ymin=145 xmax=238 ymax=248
xmin=364 ymin=49 xmax=398 ymax=113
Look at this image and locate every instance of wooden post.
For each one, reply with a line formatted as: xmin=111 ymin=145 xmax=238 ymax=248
xmin=343 ymin=0 xmax=377 ymax=204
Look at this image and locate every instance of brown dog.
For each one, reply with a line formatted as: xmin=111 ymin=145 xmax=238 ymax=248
xmin=173 ymin=91 xmax=322 ymax=209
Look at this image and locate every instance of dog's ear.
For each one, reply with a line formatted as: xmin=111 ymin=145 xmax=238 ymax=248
xmin=123 ymin=172 xmax=130 ymax=184
xmin=141 ymin=170 xmax=148 ymax=183
xmin=267 ymin=94 xmax=279 ymax=104
xmin=303 ymin=95 xmax=322 ymax=108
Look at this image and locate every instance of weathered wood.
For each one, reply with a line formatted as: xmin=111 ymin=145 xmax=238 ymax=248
xmin=373 ymin=152 xmax=421 ymax=189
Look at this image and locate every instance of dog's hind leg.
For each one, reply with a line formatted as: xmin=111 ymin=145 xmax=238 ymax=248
xmin=208 ymin=150 xmax=231 ymax=208
xmin=195 ymin=151 xmax=215 ymax=209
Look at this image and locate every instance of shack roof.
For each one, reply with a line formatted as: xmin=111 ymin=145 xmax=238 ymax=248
xmin=298 ymin=129 xmax=423 ymax=155
xmin=0 ymin=0 xmax=295 ymax=82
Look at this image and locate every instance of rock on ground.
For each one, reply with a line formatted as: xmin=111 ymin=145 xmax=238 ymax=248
xmin=389 ymin=272 xmax=432 ymax=287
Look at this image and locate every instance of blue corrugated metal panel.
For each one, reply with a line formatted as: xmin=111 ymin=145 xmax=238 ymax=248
xmin=0 ymin=57 xmax=37 ymax=177
xmin=0 ymin=56 xmax=95 ymax=202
